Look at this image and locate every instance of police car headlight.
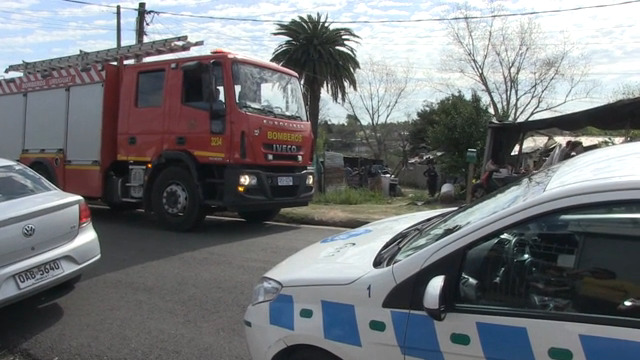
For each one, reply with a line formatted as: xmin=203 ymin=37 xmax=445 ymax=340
xmin=251 ymin=277 xmax=282 ymax=305
xmin=239 ymin=174 xmax=258 ymax=186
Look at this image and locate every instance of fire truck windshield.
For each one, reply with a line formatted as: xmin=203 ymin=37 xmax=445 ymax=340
xmin=232 ymin=62 xmax=307 ymax=122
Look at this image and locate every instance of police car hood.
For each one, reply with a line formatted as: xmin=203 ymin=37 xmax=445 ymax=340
xmin=265 ymin=208 xmax=452 ymax=287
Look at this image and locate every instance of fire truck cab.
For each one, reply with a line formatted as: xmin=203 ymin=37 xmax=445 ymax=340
xmin=0 ymin=36 xmax=315 ymax=231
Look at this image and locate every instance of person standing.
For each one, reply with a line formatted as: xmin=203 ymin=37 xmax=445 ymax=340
xmin=423 ymin=163 xmax=439 ymax=197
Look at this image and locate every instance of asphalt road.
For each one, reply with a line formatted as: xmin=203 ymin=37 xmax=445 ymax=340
xmin=0 ymin=207 xmax=343 ymax=360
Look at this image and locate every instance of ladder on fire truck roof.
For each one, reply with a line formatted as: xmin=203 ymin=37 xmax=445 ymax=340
xmin=5 ymin=35 xmax=204 ymax=75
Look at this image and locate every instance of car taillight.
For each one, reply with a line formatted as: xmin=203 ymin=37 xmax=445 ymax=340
xmin=79 ymin=201 xmax=91 ymax=227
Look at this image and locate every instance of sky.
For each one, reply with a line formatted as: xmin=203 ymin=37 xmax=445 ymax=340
xmin=1 ymin=0 xmax=639 ymax=122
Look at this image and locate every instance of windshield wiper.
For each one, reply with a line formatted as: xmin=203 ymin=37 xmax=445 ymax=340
xmin=373 ymin=210 xmax=455 ymax=267
xmin=240 ymin=104 xmax=276 ymax=117
xmin=275 ymin=113 xmax=303 ymax=121
xmin=373 ymin=213 xmax=450 ymax=268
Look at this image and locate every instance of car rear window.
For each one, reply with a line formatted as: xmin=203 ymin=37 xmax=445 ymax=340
xmin=0 ymin=164 xmax=56 ymax=202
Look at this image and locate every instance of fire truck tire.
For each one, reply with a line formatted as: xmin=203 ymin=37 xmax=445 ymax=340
xmin=151 ymin=166 xmax=205 ymax=231
xmin=238 ymin=208 xmax=280 ymax=223
xmin=31 ymin=163 xmax=56 ymax=186
xmin=105 ymin=202 xmax=139 ymax=212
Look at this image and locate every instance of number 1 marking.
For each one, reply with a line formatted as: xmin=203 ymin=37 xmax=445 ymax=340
xmin=367 ymin=284 xmax=371 ymax=298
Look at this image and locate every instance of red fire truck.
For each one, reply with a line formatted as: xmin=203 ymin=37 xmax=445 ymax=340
xmin=0 ymin=36 xmax=315 ymax=231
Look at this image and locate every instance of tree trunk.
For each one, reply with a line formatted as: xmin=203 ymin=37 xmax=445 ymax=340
xmin=307 ymin=83 xmax=322 ymax=144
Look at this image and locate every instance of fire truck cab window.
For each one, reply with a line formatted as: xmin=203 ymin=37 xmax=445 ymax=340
xmin=183 ymin=64 xmax=209 ymax=111
xmin=137 ymin=70 xmax=165 ymax=108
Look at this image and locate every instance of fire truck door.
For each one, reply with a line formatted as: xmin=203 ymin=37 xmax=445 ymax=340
xmin=168 ymin=62 xmax=227 ymax=162
xmin=119 ymin=68 xmax=168 ymax=161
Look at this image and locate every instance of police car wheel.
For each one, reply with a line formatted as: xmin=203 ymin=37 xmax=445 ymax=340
xmin=151 ymin=166 xmax=205 ymax=231
xmin=288 ymin=347 xmax=340 ymax=360
xmin=238 ymin=208 xmax=280 ymax=223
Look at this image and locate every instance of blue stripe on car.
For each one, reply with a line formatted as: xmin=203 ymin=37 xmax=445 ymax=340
xmin=269 ymin=294 xmax=294 ymax=331
xmin=580 ymin=334 xmax=640 ymax=360
xmin=477 ymin=322 xmax=534 ymax=360
xmin=390 ymin=311 xmax=444 ymax=360
xmin=321 ymin=300 xmax=362 ymax=347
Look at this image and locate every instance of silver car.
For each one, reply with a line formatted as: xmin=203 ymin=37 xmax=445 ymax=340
xmin=0 ymin=158 xmax=101 ymax=307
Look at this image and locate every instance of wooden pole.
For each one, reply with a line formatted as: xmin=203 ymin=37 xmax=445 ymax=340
xmin=466 ymin=162 xmax=475 ymax=204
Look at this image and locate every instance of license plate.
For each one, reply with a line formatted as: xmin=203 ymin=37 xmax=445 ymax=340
xmin=277 ymin=176 xmax=293 ymax=186
xmin=14 ymin=260 xmax=64 ymax=290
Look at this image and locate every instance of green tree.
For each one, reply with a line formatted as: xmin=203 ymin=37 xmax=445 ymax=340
xmin=412 ymin=92 xmax=490 ymax=180
xmin=271 ymin=13 xmax=361 ymax=141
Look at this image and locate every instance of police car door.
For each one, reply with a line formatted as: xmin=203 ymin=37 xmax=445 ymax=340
xmin=410 ymin=199 xmax=640 ymax=360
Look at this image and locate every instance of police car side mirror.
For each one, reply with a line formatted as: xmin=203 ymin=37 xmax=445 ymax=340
xmin=423 ymin=275 xmax=447 ymax=321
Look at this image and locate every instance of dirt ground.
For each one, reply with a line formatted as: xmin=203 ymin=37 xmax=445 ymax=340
xmin=277 ymin=200 xmax=452 ymax=228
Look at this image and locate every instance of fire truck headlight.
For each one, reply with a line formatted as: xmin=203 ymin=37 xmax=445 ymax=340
xmin=306 ymin=174 xmax=314 ymax=186
xmin=239 ymin=174 xmax=258 ymax=186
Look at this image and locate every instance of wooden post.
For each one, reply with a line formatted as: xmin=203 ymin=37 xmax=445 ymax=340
xmin=135 ymin=2 xmax=146 ymax=63
xmin=466 ymin=162 xmax=475 ymax=204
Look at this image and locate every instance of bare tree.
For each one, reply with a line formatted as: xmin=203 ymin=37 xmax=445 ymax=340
xmin=344 ymin=58 xmax=418 ymax=161
xmin=610 ymin=82 xmax=640 ymax=101
xmin=443 ymin=3 xmax=592 ymax=122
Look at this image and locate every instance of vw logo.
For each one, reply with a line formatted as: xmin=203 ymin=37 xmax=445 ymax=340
xmin=22 ymin=224 xmax=36 ymax=238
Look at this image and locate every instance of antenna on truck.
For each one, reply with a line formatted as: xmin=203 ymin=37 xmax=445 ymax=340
xmin=5 ymin=36 xmax=204 ymax=75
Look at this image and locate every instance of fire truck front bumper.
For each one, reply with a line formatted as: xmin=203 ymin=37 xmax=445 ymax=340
xmin=222 ymin=168 xmax=315 ymax=210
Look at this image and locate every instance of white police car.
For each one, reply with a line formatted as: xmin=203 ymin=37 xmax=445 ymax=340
xmin=245 ymin=142 xmax=640 ymax=360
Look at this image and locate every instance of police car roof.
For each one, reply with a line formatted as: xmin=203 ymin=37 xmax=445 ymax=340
xmin=546 ymin=141 xmax=640 ymax=191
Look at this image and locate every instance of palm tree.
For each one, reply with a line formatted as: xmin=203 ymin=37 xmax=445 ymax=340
xmin=271 ymin=13 xmax=360 ymax=143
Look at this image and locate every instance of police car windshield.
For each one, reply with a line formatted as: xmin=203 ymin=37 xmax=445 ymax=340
xmin=392 ymin=166 xmax=557 ymax=263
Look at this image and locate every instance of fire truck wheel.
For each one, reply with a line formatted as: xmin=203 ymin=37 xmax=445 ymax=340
xmin=31 ymin=163 xmax=56 ymax=186
xmin=151 ymin=166 xmax=205 ymax=231
xmin=105 ymin=202 xmax=139 ymax=212
xmin=238 ymin=208 xmax=280 ymax=223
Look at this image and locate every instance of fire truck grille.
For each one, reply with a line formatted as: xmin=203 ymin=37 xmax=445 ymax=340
xmin=269 ymin=186 xmax=299 ymax=198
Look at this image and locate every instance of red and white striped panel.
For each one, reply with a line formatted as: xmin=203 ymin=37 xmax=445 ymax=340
xmin=0 ymin=64 xmax=105 ymax=95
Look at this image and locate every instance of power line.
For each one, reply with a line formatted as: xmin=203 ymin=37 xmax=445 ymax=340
xmin=145 ymin=0 xmax=640 ymax=24
xmin=59 ymin=0 xmax=137 ymax=11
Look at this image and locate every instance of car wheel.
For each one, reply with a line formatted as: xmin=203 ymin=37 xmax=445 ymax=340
xmin=289 ymin=348 xmax=341 ymax=360
xmin=151 ymin=166 xmax=205 ymax=231
xmin=238 ymin=208 xmax=280 ymax=223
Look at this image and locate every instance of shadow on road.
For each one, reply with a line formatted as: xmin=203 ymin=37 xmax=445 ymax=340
xmin=0 ymin=283 xmax=73 ymax=350
xmin=84 ymin=206 xmax=305 ymax=280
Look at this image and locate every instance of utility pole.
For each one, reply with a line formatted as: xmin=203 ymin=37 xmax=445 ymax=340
xmin=135 ymin=2 xmax=146 ymax=63
xmin=116 ymin=5 xmax=121 ymax=49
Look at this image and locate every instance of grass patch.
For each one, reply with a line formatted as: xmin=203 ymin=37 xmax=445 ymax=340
xmin=312 ymin=187 xmax=387 ymax=205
